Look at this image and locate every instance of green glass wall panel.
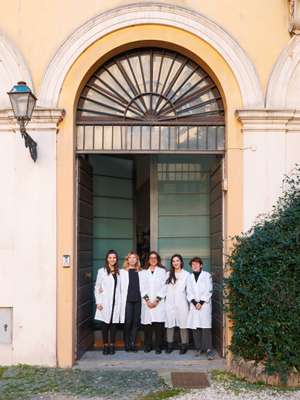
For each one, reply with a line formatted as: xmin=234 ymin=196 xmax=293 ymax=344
xmin=158 ymin=193 xmax=209 ymax=215
xmin=94 ymin=197 xmax=133 ymax=218
xmin=159 ymin=216 xmax=209 ymax=237
xmin=93 ymin=176 xmax=132 ymax=198
xmin=89 ymin=155 xmax=134 ymax=280
xmin=158 ymin=179 xmax=209 ymax=193
xmin=158 ymin=238 xmax=210 ymax=256
xmin=157 ymin=155 xmax=216 ymax=271
xmin=93 ymin=239 xmax=133 ymax=259
xmin=93 ymin=218 xmax=133 ymax=239
xmin=89 ymin=155 xmax=132 ymax=178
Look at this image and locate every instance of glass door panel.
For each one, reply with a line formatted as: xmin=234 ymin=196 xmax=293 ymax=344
xmin=154 ymin=155 xmax=217 ymax=271
xmin=89 ymin=155 xmax=134 ymax=280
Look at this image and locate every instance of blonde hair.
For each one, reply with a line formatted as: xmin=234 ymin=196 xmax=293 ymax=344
xmin=123 ymin=252 xmax=142 ymax=271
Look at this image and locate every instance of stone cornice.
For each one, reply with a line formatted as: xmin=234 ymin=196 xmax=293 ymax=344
xmin=0 ymin=108 xmax=65 ymax=132
xmin=236 ymin=109 xmax=300 ymax=132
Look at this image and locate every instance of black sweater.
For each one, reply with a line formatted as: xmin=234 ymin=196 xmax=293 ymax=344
xmin=127 ymin=269 xmax=140 ymax=302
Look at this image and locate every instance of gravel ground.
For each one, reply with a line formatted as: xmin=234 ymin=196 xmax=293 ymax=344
xmin=1 ymin=365 xmax=300 ymax=400
xmin=172 ymin=384 xmax=300 ymax=400
xmin=29 ymin=384 xmax=300 ymax=400
xmin=0 ymin=366 xmax=167 ymax=400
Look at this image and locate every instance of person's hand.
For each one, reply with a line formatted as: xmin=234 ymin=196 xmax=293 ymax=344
xmin=195 ymin=303 xmax=202 ymax=310
xmin=151 ymin=300 xmax=158 ymax=308
xmin=96 ymin=304 xmax=103 ymax=311
xmin=146 ymin=300 xmax=154 ymax=308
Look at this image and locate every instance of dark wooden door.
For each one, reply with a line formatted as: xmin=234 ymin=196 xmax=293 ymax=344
xmin=210 ymin=159 xmax=224 ymax=356
xmin=76 ymin=156 xmax=94 ymax=359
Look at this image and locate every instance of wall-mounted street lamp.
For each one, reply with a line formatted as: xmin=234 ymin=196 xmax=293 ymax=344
xmin=7 ymin=81 xmax=38 ymax=162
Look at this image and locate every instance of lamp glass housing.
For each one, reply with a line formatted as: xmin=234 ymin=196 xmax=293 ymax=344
xmin=7 ymin=82 xmax=37 ymax=121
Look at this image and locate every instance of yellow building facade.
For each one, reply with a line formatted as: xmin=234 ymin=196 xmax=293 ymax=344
xmin=0 ymin=1 xmax=300 ymax=367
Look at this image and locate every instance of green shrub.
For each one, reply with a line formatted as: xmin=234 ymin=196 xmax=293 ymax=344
xmin=226 ymin=165 xmax=300 ymax=381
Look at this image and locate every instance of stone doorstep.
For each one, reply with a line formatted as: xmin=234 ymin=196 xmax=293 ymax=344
xmin=75 ymin=358 xmax=226 ymax=371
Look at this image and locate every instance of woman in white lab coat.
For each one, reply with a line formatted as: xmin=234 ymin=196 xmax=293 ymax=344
xmin=120 ymin=252 xmax=143 ymax=352
xmin=140 ymin=251 xmax=167 ymax=354
xmin=186 ymin=256 xmax=215 ymax=360
xmin=94 ymin=249 xmax=121 ymax=355
xmin=165 ymin=254 xmax=190 ymax=354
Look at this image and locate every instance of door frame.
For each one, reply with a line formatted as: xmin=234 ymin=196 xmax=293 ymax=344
xmin=74 ymin=151 xmax=225 ymax=359
xmin=55 ymin=25 xmax=244 ymax=367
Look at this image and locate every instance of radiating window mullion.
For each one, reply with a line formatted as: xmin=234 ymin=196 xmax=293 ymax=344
xmin=115 ymin=61 xmax=146 ymax=117
xmin=150 ymin=50 xmax=153 ymax=112
xmin=94 ymin=76 xmax=131 ymax=105
xmin=88 ymin=81 xmax=143 ymax=117
xmin=138 ymin=54 xmax=147 ymax=93
xmin=176 ymin=97 xmax=220 ymax=116
xmin=170 ymin=75 xmax=209 ymax=108
xmin=160 ymin=58 xmax=188 ymax=106
xmin=155 ymin=51 xmax=165 ymax=93
xmin=154 ymin=53 xmax=177 ymax=113
xmin=125 ymin=56 xmax=148 ymax=113
xmin=80 ymin=95 xmax=125 ymax=116
xmin=162 ymin=65 xmax=200 ymax=107
xmin=103 ymin=66 xmax=132 ymax=101
xmin=165 ymin=82 xmax=216 ymax=114
xmin=116 ymin=60 xmax=139 ymax=97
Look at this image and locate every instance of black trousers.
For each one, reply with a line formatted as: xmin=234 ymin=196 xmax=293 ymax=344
xmin=143 ymin=322 xmax=164 ymax=350
xmin=102 ymin=322 xmax=117 ymax=345
xmin=124 ymin=300 xmax=141 ymax=345
xmin=192 ymin=328 xmax=212 ymax=352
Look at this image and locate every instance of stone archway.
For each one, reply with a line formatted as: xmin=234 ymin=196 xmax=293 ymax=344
xmin=266 ymin=35 xmax=300 ymax=108
xmin=45 ymin=7 xmax=248 ymax=366
xmin=39 ymin=3 xmax=263 ymax=109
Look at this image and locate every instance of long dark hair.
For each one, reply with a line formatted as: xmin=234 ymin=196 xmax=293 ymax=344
xmin=105 ymin=249 xmax=119 ymax=274
xmin=146 ymin=251 xmax=165 ymax=269
xmin=166 ymin=254 xmax=184 ymax=285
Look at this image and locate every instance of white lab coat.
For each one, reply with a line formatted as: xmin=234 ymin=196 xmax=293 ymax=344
xmin=119 ymin=268 xmax=143 ymax=323
xmin=186 ymin=270 xmax=213 ymax=329
xmin=140 ymin=267 xmax=167 ymax=324
xmin=94 ymin=268 xmax=121 ymax=323
xmin=165 ymin=269 xmax=190 ymax=329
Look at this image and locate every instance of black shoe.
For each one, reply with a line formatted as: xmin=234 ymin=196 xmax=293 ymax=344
xmin=144 ymin=345 xmax=152 ymax=353
xmin=109 ymin=344 xmax=115 ymax=355
xmin=179 ymin=344 xmax=188 ymax=355
xmin=130 ymin=343 xmax=138 ymax=352
xmin=165 ymin=343 xmax=173 ymax=354
xmin=124 ymin=342 xmax=131 ymax=352
xmin=155 ymin=348 xmax=162 ymax=354
xmin=103 ymin=345 xmax=109 ymax=355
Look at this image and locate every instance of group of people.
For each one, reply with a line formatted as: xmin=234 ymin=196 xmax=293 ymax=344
xmin=94 ymin=249 xmax=216 ymax=360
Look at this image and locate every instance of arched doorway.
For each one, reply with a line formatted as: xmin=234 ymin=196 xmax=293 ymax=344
xmin=75 ymin=47 xmax=225 ymax=359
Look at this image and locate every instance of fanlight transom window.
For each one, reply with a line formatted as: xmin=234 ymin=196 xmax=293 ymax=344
xmin=76 ymin=48 xmax=225 ymax=152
